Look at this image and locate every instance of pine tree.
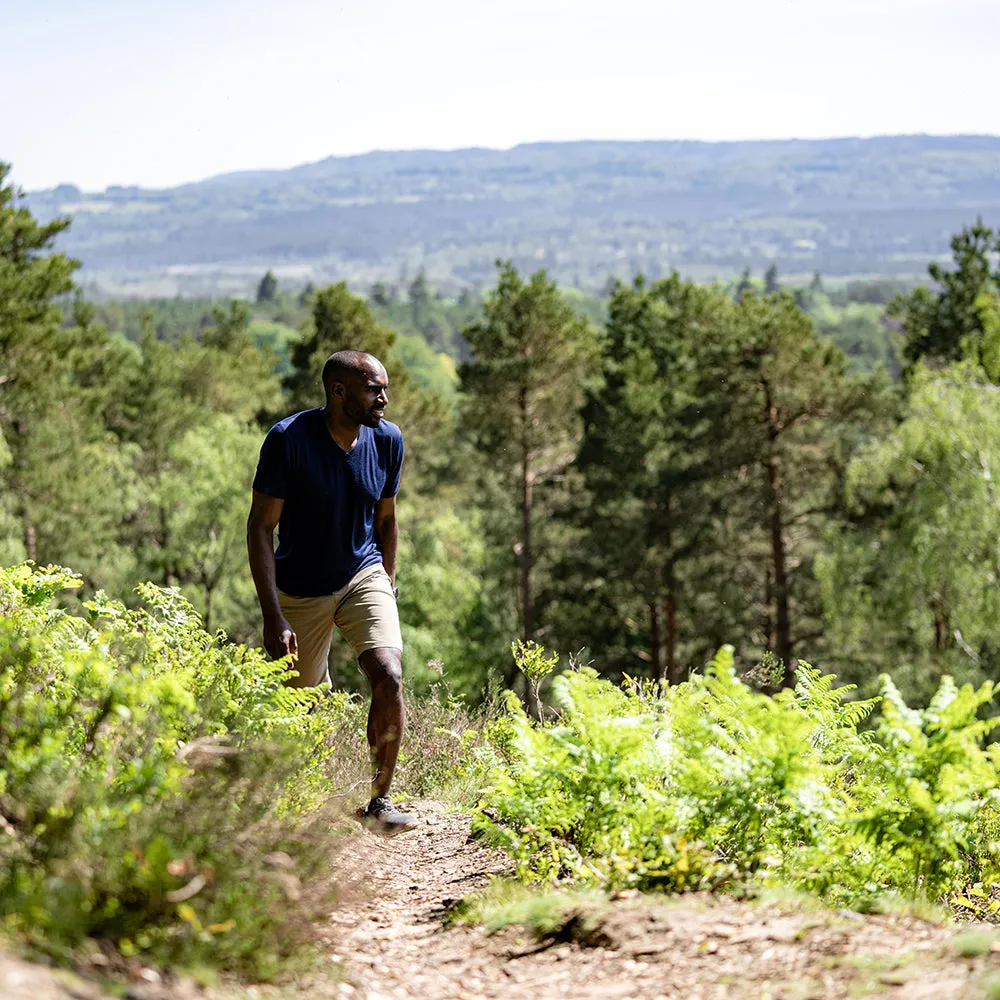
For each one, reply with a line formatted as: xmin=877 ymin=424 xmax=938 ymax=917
xmin=736 ymin=267 xmax=754 ymax=302
xmin=569 ymin=274 xmax=738 ymax=684
xmin=408 ymin=272 xmax=430 ymax=306
xmin=297 ymin=280 xmax=316 ymax=307
xmin=256 ymin=270 xmax=278 ymax=303
xmin=0 ymin=163 xmax=89 ymax=562
xmin=723 ymin=290 xmax=893 ymax=686
xmin=890 ymin=220 xmax=1000 ymax=377
xmin=460 ymin=263 xmax=599 ymax=706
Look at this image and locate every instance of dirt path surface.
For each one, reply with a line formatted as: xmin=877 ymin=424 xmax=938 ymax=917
xmin=5 ymin=802 xmax=1000 ymax=999
xmin=315 ymin=801 xmax=1000 ymax=1000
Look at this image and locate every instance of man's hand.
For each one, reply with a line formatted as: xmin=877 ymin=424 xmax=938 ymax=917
xmin=263 ymin=614 xmax=298 ymax=661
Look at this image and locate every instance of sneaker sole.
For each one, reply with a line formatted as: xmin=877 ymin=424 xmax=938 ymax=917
xmin=354 ymin=810 xmax=420 ymax=835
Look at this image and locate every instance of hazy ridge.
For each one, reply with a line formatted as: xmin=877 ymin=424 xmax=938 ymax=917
xmin=25 ymin=134 xmax=1000 ymax=296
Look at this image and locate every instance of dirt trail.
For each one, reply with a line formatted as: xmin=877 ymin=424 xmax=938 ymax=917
xmin=5 ymin=802 xmax=1000 ymax=999
xmin=312 ymin=802 xmax=1000 ymax=1000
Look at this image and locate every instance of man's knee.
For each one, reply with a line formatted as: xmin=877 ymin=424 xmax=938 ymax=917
xmin=360 ymin=647 xmax=403 ymax=696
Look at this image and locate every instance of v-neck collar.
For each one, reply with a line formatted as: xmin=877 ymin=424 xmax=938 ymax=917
xmin=317 ymin=408 xmax=366 ymax=458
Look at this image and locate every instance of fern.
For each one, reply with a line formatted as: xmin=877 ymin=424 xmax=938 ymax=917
xmin=480 ymin=643 xmax=1000 ymax=906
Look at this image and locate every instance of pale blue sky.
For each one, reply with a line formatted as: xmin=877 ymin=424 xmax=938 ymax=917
xmin=4 ymin=0 xmax=999 ymax=191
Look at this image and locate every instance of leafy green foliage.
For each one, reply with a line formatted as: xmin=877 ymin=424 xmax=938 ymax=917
xmin=510 ymin=640 xmax=559 ymax=714
xmin=807 ymin=293 xmax=900 ymax=376
xmin=395 ymin=499 xmax=490 ymax=695
xmin=150 ymin=415 xmax=262 ymax=638
xmin=892 ymin=220 xmax=1000 ymax=377
xmin=370 ymin=273 xmax=480 ymax=359
xmin=819 ymin=359 xmax=1000 ymax=700
xmin=858 ymin=675 xmax=1000 ymax=896
xmin=475 ymin=646 xmax=1000 ymax=906
xmin=0 ymin=562 xmax=346 ymax=975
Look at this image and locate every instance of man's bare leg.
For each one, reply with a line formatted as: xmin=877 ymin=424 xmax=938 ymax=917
xmin=358 ymin=647 xmax=415 ymax=830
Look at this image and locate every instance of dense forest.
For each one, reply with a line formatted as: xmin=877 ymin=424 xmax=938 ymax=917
xmin=5 ymin=160 xmax=1000 ymax=708
xmin=24 ymin=135 xmax=1000 ymax=296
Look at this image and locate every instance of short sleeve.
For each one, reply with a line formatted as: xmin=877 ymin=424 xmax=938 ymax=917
xmin=381 ymin=432 xmax=404 ymax=499
xmin=252 ymin=426 xmax=291 ymax=498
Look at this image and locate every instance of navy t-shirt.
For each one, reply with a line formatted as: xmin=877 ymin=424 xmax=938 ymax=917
xmin=252 ymin=408 xmax=404 ymax=597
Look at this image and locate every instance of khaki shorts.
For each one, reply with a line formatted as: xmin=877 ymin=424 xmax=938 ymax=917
xmin=278 ymin=564 xmax=402 ymax=688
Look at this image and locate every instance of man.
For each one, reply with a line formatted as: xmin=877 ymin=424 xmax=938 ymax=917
xmin=247 ymin=349 xmax=416 ymax=832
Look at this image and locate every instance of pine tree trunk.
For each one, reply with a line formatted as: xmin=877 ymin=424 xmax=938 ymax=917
xmin=15 ymin=421 xmax=36 ymax=563
xmin=761 ymin=378 xmax=794 ymax=687
xmin=23 ymin=514 xmax=36 ymax=563
xmin=518 ymin=387 xmax=541 ymax=719
xmin=520 ymin=462 xmax=534 ymax=644
xmin=650 ymin=583 xmax=680 ymax=690
xmin=932 ymin=595 xmax=950 ymax=650
xmin=649 ymin=597 xmax=666 ymax=689
xmin=764 ymin=564 xmax=775 ymax=651
xmin=159 ymin=505 xmax=177 ymax=587
xmin=666 ymin=589 xmax=680 ymax=685
xmin=768 ymin=461 xmax=794 ymax=686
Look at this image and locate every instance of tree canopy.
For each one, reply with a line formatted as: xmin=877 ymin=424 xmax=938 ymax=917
xmin=0 ymin=158 xmax=994 ymax=710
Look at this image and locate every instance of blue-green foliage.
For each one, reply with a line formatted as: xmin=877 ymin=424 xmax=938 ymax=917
xmin=475 ymin=647 xmax=1000 ymax=905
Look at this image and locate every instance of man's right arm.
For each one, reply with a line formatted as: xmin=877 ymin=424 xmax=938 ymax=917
xmin=247 ymin=489 xmax=297 ymax=660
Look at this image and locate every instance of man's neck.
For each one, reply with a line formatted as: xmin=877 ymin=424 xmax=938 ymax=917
xmin=323 ymin=405 xmax=362 ymax=453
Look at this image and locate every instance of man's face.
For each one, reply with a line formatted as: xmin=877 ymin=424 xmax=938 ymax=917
xmin=342 ymin=363 xmax=390 ymax=427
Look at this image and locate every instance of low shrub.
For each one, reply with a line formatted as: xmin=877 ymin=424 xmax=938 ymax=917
xmin=0 ymin=563 xmax=347 ymax=976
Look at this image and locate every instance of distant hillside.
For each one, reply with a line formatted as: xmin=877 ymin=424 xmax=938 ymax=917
xmin=24 ymin=135 xmax=1000 ymax=296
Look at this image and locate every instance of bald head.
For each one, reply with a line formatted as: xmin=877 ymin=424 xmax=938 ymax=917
xmin=322 ymin=350 xmax=390 ymax=428
xmin=322 ymin=350 xmax=385 ymax=391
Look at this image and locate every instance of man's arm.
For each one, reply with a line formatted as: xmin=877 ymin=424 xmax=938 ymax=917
xmin=374 ymin=496 xmax=399 ymax=588
xmin=247 ymin=489 xmax=297 ymax=659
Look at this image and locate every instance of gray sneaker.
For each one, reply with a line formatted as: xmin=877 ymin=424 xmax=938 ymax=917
xmin=362 ymin=795 xmax=419 ymax=833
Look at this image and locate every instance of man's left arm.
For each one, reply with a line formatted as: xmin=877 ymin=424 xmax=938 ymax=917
xmin=374 ymin=496 xmax=398 ymax=588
